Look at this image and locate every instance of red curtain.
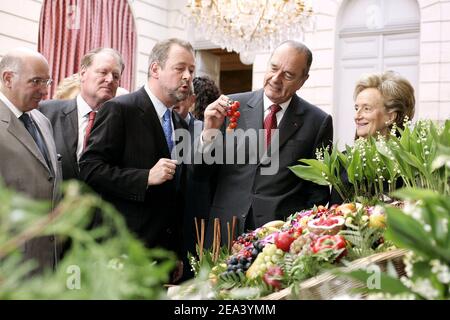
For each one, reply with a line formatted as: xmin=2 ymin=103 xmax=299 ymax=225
xmin=38 ymin=0 xmax=136 ymax=98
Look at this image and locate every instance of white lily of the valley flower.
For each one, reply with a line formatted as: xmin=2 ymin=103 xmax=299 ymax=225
xmin=430 ymin=260 xmax=450 ymax=284
xmin=403 ymin=201 xmax=423 ymax=222
xmin=412 ymin=278 xmax=439 ymax=299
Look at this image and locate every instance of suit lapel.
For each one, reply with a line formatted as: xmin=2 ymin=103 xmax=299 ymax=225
xmin=277 ymin=94 xmax=305 ymax=149
xmin=136 ymin=87 xmax=170 ymax=157
xmin=173 ymin=110 xmax=188 ymax=131
xmin=31 ymin=110 xmax=56 ymax=175
xmin=0 ymin=104 xmax=50 ymax=172
xmin=242 ymin=89 xmax=264 ymax=131
xmin=172 ymin=110 xmax=189 ymax=155
xmin=187 ymin=114 xmax=195 ymax=133
xmin=172 ymin=111 xmax=188 ymax=188
xmin=60 ymin=100 xmax=79 ymax=173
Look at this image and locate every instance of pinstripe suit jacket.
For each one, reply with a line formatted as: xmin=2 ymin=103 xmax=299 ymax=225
xmin=79 ymin=87 xmax=188 ymax=255
xmin=39 ymin=98 xmax=79 ymax=181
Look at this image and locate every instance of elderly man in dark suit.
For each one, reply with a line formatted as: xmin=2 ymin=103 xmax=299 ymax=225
xmin=199 ymin=40 xmax=333 ymax=243
xmin=79 ymin=38 xmax=194 ymax=282
xmin=0 ymin=48 xmax=62 ymax=273
xmin=39 ymin=48 xmax=124 ymax=181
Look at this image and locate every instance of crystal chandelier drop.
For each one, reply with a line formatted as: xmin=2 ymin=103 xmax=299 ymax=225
xmin=186 ymin=0 xmax=314 ymax=54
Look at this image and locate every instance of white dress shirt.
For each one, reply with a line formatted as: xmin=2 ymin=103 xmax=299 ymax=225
xmin=0 ymin=91 xmax=26 ymax=118
xmin=184 ymin=112 xmax=191 ymax=125
xmin=144 ymin=84 xmax=175 ymax=134
xmin=263 ymin=94 xmax=292 ymax=126
xmin=76 ymin=95 xmax=96 ymax=161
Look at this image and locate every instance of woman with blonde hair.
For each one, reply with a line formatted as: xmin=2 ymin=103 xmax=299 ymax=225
xmin=353 ymin=70 xmax=415 ymax=138
xmin=330 ymin=71 xmax=416 ymax=204
xmin=53 ymin=73 xmax=80 ymax=100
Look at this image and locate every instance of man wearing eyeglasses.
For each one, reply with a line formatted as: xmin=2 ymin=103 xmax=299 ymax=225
xmin=39 ymin=48 xmax=124 ymax=181
xmin=0 ymin=47 xmax=62 ymax=274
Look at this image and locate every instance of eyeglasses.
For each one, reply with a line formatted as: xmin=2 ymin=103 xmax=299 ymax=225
xmin=29 ymin=78 xmax=53 ymax=87
xmin=9 ymin=72 xmax=53 ymax=87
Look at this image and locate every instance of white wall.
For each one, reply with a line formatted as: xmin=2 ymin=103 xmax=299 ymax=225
xmin=128 ymin=0 xmax=170 ymax=88
xmin=0 ymin=0 xmax=43 ymax=57
xmin=418 ymin=0 xmax=450 ymax=121
xmin=128 ymin=0 xmax=191 ymax=88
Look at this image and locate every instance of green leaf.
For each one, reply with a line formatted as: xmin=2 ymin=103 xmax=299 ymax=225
xmin=337 ymin=151 xmax=349 ymax=168
xmin=0 ymin=180 xmax=175 ymax=299
xmin=347 ymin=148 xmax=361 ymax=184
xmin=432 ymin=143 xmax=450 ymax=171
xmin=412 ymin=261 xmax=432 ymax=279
xmin=289 ymin=164 xmax=329 ymax=186
xmin=298 ymin=158 xmax=331 ymax=176
xmin=399 ymin=126 xmax=411 ymax=152
xmin=340 ymin=269 xmax=414 ymax=295
xmin=395 ymin=148 xmax=426 ymax=174
xmin=392 ymin=188 xmax=439 ymax=200
xmin=385 ymin=207 xmax=450 ymax=264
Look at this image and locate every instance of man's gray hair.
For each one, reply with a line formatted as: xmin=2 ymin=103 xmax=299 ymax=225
xmin=147 ymin=38 xmax=194 ymax=78
xmin=80 ymin=47 xmax=125 ymax=73
xmin=274 ymin=40 xmax=313 ymax=76
xmin=0 ymin=48 xmax=47 ymax=86
xmin=0 ymin=55 xmax=22 ymax=75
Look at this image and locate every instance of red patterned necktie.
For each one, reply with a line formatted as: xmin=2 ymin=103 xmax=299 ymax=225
xmin=83 ymin=111 xmax=96 ymax=150
xmin=263 ymin=104 xmax=282 ymax=148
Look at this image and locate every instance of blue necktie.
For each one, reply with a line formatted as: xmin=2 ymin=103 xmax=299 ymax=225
xmin=20 ymin=113 xmax=51 ymax=169
xmin=162 ymin=109 xmax=173 ymax=154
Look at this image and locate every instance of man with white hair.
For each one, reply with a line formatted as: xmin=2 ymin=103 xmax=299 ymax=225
xmin=0 ymin=48 xmax=62 ymax=273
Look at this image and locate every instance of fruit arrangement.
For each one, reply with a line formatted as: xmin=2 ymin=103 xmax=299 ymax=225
xmin=208 ymin=203 xmax=390 ymax=293
xmin=226 ymin=100 xmax=240 ymax=130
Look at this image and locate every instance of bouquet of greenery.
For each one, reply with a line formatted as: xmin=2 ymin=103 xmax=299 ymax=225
xmin=343 ymin=188 xmax=449 ymax=300
xmin=0 ymin=180 xmax=175 ymax=299
xmin=289 ymin=119 xmax=450 ymax=204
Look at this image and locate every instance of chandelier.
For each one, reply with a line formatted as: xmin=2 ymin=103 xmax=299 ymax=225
xmin=186 ymin=0 xmax=314 ymax=57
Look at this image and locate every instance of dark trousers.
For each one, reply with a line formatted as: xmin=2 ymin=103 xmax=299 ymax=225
xmin=244 ymin=207 xmax=256 ymax=233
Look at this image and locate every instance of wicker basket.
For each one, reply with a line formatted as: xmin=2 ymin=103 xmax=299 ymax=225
xmin=262 ymin=248 xmax=408 ymax=300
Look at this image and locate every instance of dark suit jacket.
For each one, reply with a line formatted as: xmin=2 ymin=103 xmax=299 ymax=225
xmin=39 ymin=99 xmax=79 ymax=181
xmin=201 ymin=89 xmax=333 ymax=243
xmin=180 ymin=114 xmax=212 ymax=280
xmin=183 ymin=115 xmax=211 ymax=234
xmin=0 ymin=102 xmax=62 ymax=273
xmin=78 ymin=87 xmax=188 ymax=255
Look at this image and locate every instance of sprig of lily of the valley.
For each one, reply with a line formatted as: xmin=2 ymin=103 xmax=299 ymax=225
xmin=290 ymin=119 xmax=450 ymax=204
